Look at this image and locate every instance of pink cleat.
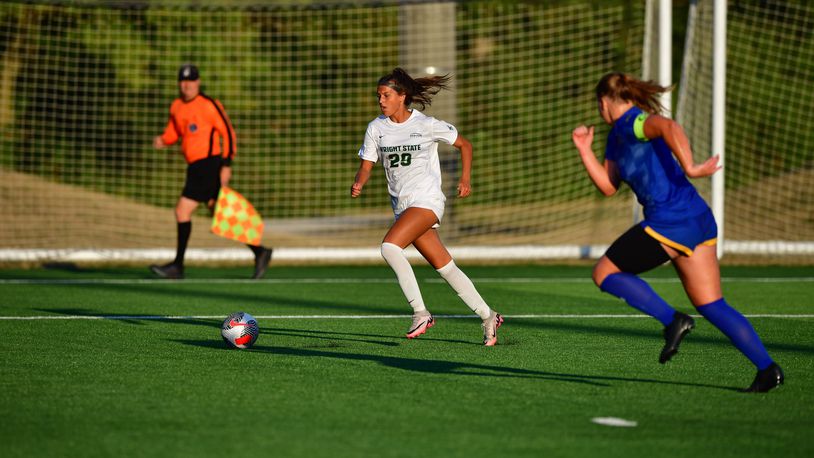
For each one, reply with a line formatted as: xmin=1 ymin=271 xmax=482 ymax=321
xmin=482 ymin=311 xmax=504 ymax=346
xmin=406 ymin=312 xmax=434 ymax=339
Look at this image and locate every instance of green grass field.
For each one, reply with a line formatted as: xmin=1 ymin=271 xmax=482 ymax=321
xmin=1 ymin=264 xmax=812 ymax=457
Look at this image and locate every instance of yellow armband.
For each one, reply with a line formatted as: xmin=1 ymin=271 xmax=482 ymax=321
xmin=633 ymin=113 xmax=649 ymax=141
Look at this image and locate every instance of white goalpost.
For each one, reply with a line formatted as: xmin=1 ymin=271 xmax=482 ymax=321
xmin=677 ymin=0 xmax=814 ymax=260
xmin=711 ymin=0 xmax=726 ymax=259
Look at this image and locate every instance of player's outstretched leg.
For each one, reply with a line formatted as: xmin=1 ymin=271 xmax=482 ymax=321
xmin=482 ymin=311 xmax=504 ymax=347
xmin=381 ymin=242 xmax=432 ymax=339
xmin=659 ymin=311 xmax=695 ymax=363
xmin=599 ymin=272 xmax=689 ymax=362
xmin=696 ymin=297 xmax=782 ymax=393
xmin=435 ymin=259 xmax=501 ymax=345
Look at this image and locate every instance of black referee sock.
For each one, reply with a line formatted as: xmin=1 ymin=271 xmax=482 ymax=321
xmin=247 ymin=244 xmax=265 ymax=257
xmin=174 ymin=221 xmax=192 ymax=266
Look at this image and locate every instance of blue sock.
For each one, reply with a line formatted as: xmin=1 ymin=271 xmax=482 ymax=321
xmin=696 ymin=298 xmax=773 ymax=370
xmin=599 ymin=273 xmax=676 ymax=326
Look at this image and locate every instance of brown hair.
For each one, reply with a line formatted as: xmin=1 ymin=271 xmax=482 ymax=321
xmin=378 ymin=67 xmax=451 ymax=110
xmin=595 ymin=72 xmax=671 ymax=115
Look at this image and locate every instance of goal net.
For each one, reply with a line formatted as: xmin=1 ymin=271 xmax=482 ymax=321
xmin=1 ymin=0 xmax=810 ymax=264
xmin=0 ymin=0 xmax=646 ymax=262
xmin=678 ymin=0 xmax=814 ymax=262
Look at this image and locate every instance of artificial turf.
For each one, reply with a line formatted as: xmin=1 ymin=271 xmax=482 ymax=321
xmin=0 ymin=265 xmax=811 ymax=457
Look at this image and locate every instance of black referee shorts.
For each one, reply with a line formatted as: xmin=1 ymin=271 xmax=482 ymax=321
xmin=182 ymin=156 xmax=223 ymax=202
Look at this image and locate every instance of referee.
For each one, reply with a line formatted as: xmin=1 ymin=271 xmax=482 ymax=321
xmin=150 ymin=64 xmax=272 ymax=280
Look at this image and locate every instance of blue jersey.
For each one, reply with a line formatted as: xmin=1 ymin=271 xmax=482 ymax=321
xmin=605 ymin=106 xmax=709 ymax=223
xmin=605 ymin=106 xmax=716 ymax=255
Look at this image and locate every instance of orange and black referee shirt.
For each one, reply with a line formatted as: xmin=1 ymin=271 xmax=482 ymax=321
xmin=160 ymin=93 xmax=236 ymax=165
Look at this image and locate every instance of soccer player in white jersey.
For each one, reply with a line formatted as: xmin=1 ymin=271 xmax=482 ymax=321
xmin=351 ymin=68 xmax=503 ymax=346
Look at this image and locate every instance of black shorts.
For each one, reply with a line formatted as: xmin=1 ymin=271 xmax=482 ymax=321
xmin=605 ymin=224 xmax=671 ymax=275
xmin=182 ymin=156 xmax=222 ymax=202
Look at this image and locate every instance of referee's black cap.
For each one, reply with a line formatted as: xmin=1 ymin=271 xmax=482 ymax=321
xmin=178 ymin=64 xmax=200 ymax=82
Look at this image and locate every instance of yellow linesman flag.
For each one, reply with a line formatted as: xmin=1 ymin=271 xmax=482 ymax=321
xmin=211 ymin=186 xmax=264 ymax=246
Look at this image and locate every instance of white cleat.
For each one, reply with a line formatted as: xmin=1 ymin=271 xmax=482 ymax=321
xmin=482 ymin=311 xmax=504 ymax=346
xmin=406 ymin=311 xmax=434 ymax=339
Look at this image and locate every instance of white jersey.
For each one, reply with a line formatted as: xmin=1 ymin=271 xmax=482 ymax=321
xmin=358 ymin=110 xmax=458 ymax=219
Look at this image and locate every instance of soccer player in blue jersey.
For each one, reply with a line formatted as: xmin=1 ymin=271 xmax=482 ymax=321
xmin=571 ymin=72 xmax=783 ymax=392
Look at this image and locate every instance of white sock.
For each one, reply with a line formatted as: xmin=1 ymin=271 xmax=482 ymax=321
xmin=436 ymin=260 xmax=492 ymax=320
xmin=381 ymin=243 xmax=427 ymax=313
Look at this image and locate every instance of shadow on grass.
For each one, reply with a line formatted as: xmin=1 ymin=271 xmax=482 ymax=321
xmin=38 ymin=280 xmax=403 ymax=316
xmin=263 ymin=327 xmax=402 ymax=347
xmin=267 ymin=326 xmax=479 ymax=347
xmin=508 ymin=317 xmax=814 ymax=356
xmin=175 ymin=338 xmax=742 ymax=392
xmin=36 ymin=297 xmax=814 ymax=356
xmin=36 ymin=308 xmax=221 ymax=328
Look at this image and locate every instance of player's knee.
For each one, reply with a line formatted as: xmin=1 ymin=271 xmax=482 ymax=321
xmin=174 ymin=210 xmax=192 ymax=222
xmin=592 ymin=257 xmax=618 ymax=289
xmin=380 ymin=242 xmax=403 ymax=263
xmin=592 ymin=265 xmax=606 ymax=289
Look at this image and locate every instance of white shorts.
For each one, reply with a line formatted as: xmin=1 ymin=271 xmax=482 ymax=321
xmin=392 ymin=196 xmax=444 ymax=228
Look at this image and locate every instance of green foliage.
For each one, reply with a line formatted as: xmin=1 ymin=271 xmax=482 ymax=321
xmin=0 ymin=1 xmax=640 ymax=216
xmin=725 ymin=1 xmax=814 ymax=187
xmin=1 ymin=0 xmax=811 ymax=219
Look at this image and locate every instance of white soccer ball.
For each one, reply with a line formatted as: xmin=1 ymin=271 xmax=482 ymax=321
xmin=221 ymin=312 xmax=260 ymax=349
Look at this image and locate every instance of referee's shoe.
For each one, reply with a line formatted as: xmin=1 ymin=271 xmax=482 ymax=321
xmin=149 ymin=262 xmax=184 ymax=280
xmin=252 ymin=247 xmax=272 ymax=280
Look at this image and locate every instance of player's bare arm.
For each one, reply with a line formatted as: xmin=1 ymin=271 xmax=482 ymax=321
xmin=644 ymin=115 xmax=721 ymax=178
xmin=572 ymin=125 xmax=619 ymax=196
xmin=351 ymin=159 xmax=375 ymax=197
xmin=453 ymin=134 xmax=472 ymax=198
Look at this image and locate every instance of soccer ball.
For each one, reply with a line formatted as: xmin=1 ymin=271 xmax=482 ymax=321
xmin=221 ymin=312 xmax=260 ymax=349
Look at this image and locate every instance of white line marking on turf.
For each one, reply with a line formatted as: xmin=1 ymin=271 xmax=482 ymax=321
xmin=591 ymin=417 xmax=638 ymax=427
xmin=1 ymin=314 xmax=813 ymax=321
xmin=1 ymin=277 xmax=813 ymax=285
xmin=446 ymin=277 xmax=814 ymax=284
xmin=0 ymin=278 xmax=398 ymax=285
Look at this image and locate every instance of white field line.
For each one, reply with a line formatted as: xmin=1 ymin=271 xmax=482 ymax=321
xmin=1 ymin=277 xmax=814 ymax=285
xmin=1 ymin=314 xmax=813 ymax=321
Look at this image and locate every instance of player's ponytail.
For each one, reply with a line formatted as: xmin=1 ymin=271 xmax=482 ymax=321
xmin=378 ymin=67 xmax=451 ymax=110
xmin=595 ymin=72 xmax=670 ymax=115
